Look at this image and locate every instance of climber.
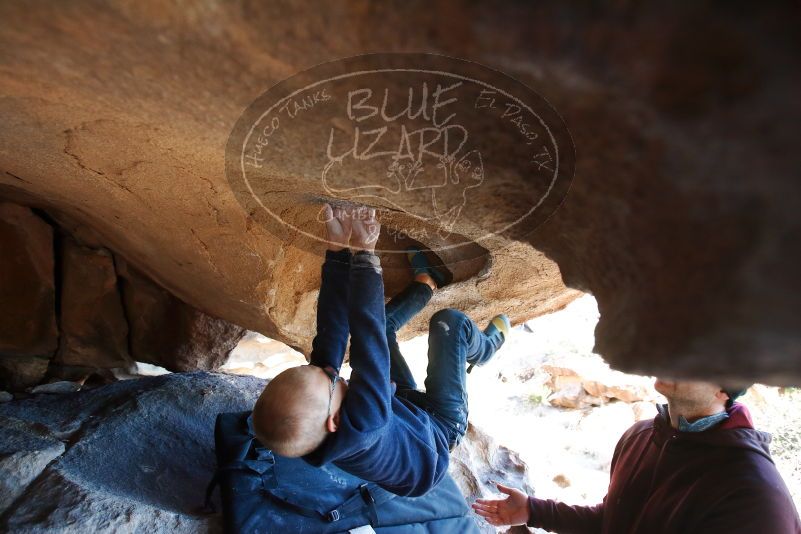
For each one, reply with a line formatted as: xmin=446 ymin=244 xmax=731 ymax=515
xmin=250 ymin=203 xmax=510 ymax=497
xmin=472 ymin=379 xmax=801 ymax=533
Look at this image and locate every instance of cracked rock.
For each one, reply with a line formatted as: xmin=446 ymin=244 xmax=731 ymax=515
xmin=0 ymin=415 xmax=65 ymax=515
xmin=0 ymin=372 xmax=264 ymax=533
xmin=0 ymin=203 xmax=58 ymax=390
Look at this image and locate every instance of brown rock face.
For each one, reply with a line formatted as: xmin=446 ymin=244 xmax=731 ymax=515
xmin=0 ymin=200 xmax=250 ymax=388
xmin=55 ymin=238 xmax=130 ymax=369
xmin=0 ymin=2 xmax=798 ymax=383
xmin=117 ymin=260 xmax=246 ymax=372
xmin=0 ymin=203 xmax=57 ymax=389
xmin=511 ymin=5 xmax=801 ymax=383
xmin=0 ymin=1 xmax=577 ymax=363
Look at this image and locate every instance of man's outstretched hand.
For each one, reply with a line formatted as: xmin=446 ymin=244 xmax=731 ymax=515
xmin=323 ymin=204 xmax=352 ymax=251
xmin=471 ymin=483 xmax=531 ymax=527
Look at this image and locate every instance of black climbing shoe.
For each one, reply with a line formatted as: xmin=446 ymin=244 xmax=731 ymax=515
xmin=406 ymin=247 xmax=452 ymax=288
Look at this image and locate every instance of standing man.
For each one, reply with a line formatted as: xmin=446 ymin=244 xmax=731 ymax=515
xmin=473 ymin=379 xmax=801 ymax=533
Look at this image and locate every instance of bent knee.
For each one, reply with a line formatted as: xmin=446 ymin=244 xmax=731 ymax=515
xmin=430 ymin=308 xmax=467 ymax=331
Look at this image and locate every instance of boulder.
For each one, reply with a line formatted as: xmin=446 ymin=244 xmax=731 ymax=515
xmin=582 ymin=381 xmax=654 ymax=405
xmin=552 ymin=474 xmax=571 ymax=489
xmin=547 ymin=383 xmax=604 ymax=410
xmin=29 ymin=381 xmax=83 ymax=394
xmin=117 ymin=259 xmax=246 ymax=371
xmin=542 ymin=354 xmax=659 ymax=409
xmin=519 ymin=5 xmax=801 ymax=383
xmin=0 ymin=0 xmax=578 ymax=371
xmin=0 ymin=415 xmax=66 ymax=515
xmin=0 ymin=203 xmax=57 ymax=390
xmin=451 ymin=423 xmax=535 ymax=533
xmin=0 ymin=372 xmax=264 ymax=533
xmin=55 ymin=238 xmax=130 ymax=369
xmin=0 ymin=356 xmax=51 ymax=394
xmin=0 ymin=2 xmax=798 ymax=383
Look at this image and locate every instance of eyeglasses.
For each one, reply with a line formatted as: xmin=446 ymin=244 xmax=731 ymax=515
xmin=321 ymin=366 xmax=342 ymax=418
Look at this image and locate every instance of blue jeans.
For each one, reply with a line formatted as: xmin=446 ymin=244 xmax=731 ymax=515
xmin=385 ymin=282 xmax=498 ymax=449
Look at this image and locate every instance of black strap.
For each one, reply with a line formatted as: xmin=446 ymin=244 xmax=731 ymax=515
xmin=320 ymin=482 xmax=391 ymax=524
xmin=359 ymin=484 xmax=379 ymax=526
xmin=260 ymin=488 xmax=327 ymax=520
xmin=261 ymin=482 xmax=392 ymax=524
xmin=201 ymin=472 xmax=220 ymax=514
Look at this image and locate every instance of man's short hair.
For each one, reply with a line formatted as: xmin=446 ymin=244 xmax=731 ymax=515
xmin=252 ymin=366 xmax=329 ymax=457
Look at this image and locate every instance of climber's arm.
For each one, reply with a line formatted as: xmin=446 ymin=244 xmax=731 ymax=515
xmin=343 ymin=250 xmax=392 ymax=431
xmin=308 ymin=248 xmax=351 ymax=370
xmin=309 ymin=205 xmax=352 ymax=370
xmin=340 ymin=209 xmax=391 ymax=431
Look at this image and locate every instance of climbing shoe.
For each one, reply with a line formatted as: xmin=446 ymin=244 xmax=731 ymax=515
xmin=467 ymin=314 xmax=511 ymax=373
xmin=406 ymin=247 xmax=452 ymax=288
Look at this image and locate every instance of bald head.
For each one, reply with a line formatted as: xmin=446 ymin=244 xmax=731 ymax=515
xmin=252 ymin=365 xmax=331 ymax=457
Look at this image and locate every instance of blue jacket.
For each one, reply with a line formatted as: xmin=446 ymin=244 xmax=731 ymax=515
xmin=303 ymin=249 xmax=449 ymax=497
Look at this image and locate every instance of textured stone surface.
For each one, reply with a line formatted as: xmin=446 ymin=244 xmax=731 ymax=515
xmin=0 ymin=201 xmax=250 ymax=383
xmin=55 ymin=238 xmax=130 ymax=369
xmin=117 ymin=259 xmax=246 ymax=372
xmin=541 ymin=355 xmax=658 ymax=409
xmin=451 ymin=424 xmax=535 ymax=534
xmin=0 ymin=2 xmax=798 ymax=382
xmin=0 ymin=356 xmax=51 ymax=393
xmin=0 ymin=0 xmax=577 ymax=364
xmin=517 ymin=5 xmax=801 ymax=383
xmin=0 ymin=415 xmax=65 ymax=515
xmin=0 ymin=203 xmax=57 ymax=390
xmin=451 ymin=423 xmax=534 ymax=502
xmin=29 ymin=381 xmax=82 ymax=394
xmin=0 ymin=372 xmax=264 ymax=533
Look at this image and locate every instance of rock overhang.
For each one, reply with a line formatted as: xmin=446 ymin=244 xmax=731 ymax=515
xmin=0 ymin=1 xmax=798 ymax=384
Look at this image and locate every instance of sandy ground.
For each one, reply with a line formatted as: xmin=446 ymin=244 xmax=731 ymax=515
xmin=221 ymin=294 xmax=801 ymax=525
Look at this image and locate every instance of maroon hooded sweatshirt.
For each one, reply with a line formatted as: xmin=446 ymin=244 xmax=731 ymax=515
xmin=528 ymin=403 xmax=801 ymax=533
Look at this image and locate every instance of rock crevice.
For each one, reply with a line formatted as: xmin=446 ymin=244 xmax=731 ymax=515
xmin=0 ymin=202 xmax=247 ymax=391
